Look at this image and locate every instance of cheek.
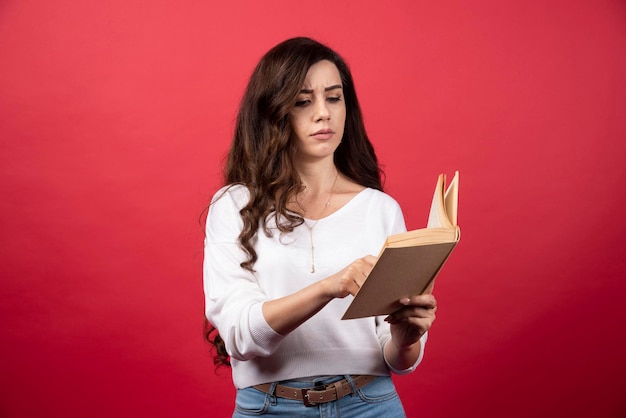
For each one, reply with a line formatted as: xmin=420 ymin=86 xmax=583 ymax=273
xmin=288 ymin=115 xmax=303 ymax=134
xmin=291 ymin=120 xmax=305 ymax=136
xmin=337 ymin=108 xmax=347 ymax=130
xmin=290 ymin=122 xmax=309 ymax=144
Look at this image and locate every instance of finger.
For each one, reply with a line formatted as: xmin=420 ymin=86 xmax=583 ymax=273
xmin=384 ymin=316 xmax=432 ymax=335
xmin=386 ymin=300 xmax=438 ymax=322
xmin=387 ymin=305 xmax=435 ymax=320
xmin=347 ymin=279 xmax=361 ymax=296
xmin=385 ymin=311 xmax=435 ymax=328
xmin=349 ymin=259 xmax=373 ymax=285
xmin=352 ymin=267 xmax=369 ymax=287
xmin=400 ymin=294 xmax=437 ymax=309
xmin=341 ymin=269 xmax=363 ymax=296
xmin=362 ymin=255 xmax=377 ymax=267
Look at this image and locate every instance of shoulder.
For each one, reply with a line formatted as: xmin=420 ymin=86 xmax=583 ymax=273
xmin=210 ymin=184 xmax=250 ymax=209
xmin=206 ymin=184 xmax=251 ymax=239
xmin=357 ymin=188 xmax=405 ymax=234
xmin=207 ymin=184 xmax=251 ymax=225
xmin=338 ymin=176 xmax=401 ymax=213
xmin=361 ymin=188 xmax=402 ymax=212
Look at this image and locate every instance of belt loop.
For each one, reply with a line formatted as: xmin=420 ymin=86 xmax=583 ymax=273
xmin=269 ymin=381 xmax=278 ymax=405
xmin=345 ymin=375 xmax=358 ymax=395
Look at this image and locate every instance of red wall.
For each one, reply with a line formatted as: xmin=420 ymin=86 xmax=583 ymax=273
xmin=1 ymin=1 xmax=625 ymax=417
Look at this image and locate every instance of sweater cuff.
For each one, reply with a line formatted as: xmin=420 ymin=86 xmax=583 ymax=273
xmin=248 ymin=302 xmax=285 ymax=355
xmin=384 ymin=332 xmax=428 ymax=375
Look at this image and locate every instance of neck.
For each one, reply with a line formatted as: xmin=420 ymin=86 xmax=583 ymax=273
xmin=296 ymin=159 xmax=338 ymax=196
xmin=294 ymin=162 xmax=340 ymax=219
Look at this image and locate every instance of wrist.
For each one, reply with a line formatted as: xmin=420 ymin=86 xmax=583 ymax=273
xmin=314 ymin=277 xmax=336 ymax=302
xmin=384 ymin=338 xmax=422 ymax=372
xmin=391 ymin=337 xmax=420 ymax=351
xmin=391 ymin=334 xmax=424 ymax=351
xmin=318 ymin=274 xmax=342 ymax=300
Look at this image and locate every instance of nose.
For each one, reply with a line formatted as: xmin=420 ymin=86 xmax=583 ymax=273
xmin=314 ymin=99 xmax=330 ymax=122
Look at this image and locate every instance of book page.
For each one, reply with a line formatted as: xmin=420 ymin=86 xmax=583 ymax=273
xmin=426 ymin=172 xmax=459 ymax=229
xmin=386 ymin=227 xmax=458 ymax=248
xmin=444 ymin=171 xmax=459 ymax=226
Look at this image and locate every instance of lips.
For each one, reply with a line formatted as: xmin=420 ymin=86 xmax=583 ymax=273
xmin=311 ymin=129 xmax=335 ymax=140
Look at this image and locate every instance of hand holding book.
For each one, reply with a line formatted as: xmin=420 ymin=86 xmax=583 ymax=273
xmin=342 ymin=171 xmax=460 ymax=320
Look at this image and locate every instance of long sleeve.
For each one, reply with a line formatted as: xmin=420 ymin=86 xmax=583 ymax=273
xmin=203 ymin=186 xmax=285 ymax=361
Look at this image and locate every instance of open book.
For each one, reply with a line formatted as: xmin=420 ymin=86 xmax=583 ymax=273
xmin=342 ymin=171 xmax=460 ymax=320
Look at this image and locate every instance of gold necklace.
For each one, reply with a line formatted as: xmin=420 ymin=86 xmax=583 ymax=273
xmin=303 ymin=171 xmax=339 ymax=274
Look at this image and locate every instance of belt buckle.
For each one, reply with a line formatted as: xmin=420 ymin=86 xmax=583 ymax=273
xmin=302 ymin=381 xmax=333 ymax=407
xmin=301 ymin=388 xmax=315 ymax=407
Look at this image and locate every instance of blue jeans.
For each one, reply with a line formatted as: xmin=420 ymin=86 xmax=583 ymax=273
xmin=232 ymin=375 xmax=406 ymax=417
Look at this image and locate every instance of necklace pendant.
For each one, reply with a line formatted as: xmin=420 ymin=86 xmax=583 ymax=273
xmin=311 ymin=265 xmax=316 ymax=273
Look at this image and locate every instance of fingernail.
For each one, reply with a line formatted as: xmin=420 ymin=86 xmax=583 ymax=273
xmin=400 ymin=298 xmax=410 ymax=305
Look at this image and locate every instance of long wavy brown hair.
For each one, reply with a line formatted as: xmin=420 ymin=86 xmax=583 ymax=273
xmin=205 ymin=37 xmax=384 ymax=367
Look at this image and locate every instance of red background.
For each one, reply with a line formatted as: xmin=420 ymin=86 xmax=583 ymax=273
xmin=1 ymin=1 xmax=625 ymax=417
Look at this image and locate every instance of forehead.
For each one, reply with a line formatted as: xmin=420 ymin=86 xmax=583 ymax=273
xmin=302 ymin=60 xmax=342 ymax=88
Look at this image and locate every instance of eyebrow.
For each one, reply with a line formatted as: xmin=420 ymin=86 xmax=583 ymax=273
xmin=299 ymin=84 xmax=343 ymax=94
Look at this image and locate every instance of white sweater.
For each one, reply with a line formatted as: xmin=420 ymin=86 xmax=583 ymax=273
xmin=203 ymin=184 xmax=427 ymax=388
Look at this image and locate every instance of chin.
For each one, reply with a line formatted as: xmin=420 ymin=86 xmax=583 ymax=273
xmin=297 ymin=143 xmax=340 ymax=159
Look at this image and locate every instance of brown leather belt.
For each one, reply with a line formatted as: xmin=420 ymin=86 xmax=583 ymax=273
xmin=253 ymin=375 xmax=377 ymax=407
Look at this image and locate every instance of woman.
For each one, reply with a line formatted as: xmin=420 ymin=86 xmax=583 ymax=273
xmin=203 ymin=37 xmax=437 ymax=417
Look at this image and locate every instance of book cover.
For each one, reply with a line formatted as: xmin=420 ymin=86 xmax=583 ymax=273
xmin=342 ymin=172 xmax=460 ymax=320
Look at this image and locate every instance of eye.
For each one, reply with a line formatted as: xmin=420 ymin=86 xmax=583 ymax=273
xmin=294 ymin=99 xmax=311 ymax=107
xmin=327 ymin=96 xmax=342 ymax=103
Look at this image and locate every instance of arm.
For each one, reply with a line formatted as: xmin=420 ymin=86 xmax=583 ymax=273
xmin=204 ymin=187 xmax=283 ymax=361
xmin=383 ymin=294 xmax=437 ymax=371
xmin=262 ymin=256 xmax=376 ymax=335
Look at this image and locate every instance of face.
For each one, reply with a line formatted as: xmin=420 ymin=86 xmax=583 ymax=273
xmin=289 ymin=60 xmax=346 ymax=163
